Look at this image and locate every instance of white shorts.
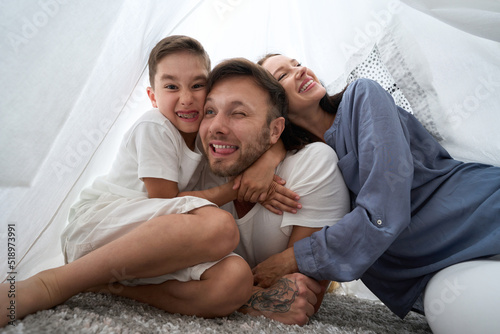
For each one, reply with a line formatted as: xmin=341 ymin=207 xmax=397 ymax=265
xmin=61 ymin=193 xmax=235 ymax=284
xmin=121 ymin=253 xmax=240 ymax=286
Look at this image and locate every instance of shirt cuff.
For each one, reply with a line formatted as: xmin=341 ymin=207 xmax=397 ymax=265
xmin=294 ymin=237 xmax=322 ymax=281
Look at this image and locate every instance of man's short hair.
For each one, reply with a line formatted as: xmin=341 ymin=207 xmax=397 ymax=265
xmin=148 ymin=35 xmax=211 ymax=89
xmin=207 ymin=58 xmax=287 ymax=125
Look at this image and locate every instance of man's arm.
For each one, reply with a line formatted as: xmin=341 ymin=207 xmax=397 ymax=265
xmin=240 ymin=226 xmax=328 ymax=325
xmin=238 ymin=273 xmax=321 ymax=326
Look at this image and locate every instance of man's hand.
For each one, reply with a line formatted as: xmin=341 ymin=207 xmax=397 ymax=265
xmin=253 ymin=247 xmax=299 ymax=288
xmin=238 ymin=273 xmax=322 ymax=326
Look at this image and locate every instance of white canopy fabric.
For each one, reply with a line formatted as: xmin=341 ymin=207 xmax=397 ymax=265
xmin=1 ymin=0 xmax=499 ymax=283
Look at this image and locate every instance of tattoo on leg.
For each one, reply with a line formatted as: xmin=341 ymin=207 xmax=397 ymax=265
xmin=241 ymin=278 xmax=299 ymax=313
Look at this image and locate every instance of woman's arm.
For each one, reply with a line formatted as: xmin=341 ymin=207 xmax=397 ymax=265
xmin=295 ymin=79 xmax=415 ymax=282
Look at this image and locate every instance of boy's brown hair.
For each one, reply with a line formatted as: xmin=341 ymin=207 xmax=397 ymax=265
xmin=148 ymin=35 xmax=211 ymax=89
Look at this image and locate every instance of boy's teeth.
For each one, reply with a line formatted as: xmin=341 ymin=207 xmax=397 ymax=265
xmin=177 ymin=112 xmax=197 ymax=119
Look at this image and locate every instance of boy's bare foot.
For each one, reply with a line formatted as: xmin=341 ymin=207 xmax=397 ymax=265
xmin=1 ymin=270 xmax=66 ymax=328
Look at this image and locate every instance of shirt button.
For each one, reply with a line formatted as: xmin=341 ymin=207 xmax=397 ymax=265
xmin=376 ymin=219 xmax=383 ymax=225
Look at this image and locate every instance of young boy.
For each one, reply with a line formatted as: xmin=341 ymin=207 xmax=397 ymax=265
xmin=61 ymin=36 xmax=245 ymax=281
xmin=0 ymin=36 xmax=297 ymax=327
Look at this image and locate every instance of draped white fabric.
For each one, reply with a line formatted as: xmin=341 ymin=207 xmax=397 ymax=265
xmin=1 ymin=0 xmax=499 ymax=282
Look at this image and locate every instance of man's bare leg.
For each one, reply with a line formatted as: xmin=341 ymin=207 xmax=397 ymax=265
xmin=0 ymin=207 xmax=237 ymax=327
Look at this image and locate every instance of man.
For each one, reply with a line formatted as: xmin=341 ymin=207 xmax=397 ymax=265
xmin=197 ymin=58 xmax=350 ymax=325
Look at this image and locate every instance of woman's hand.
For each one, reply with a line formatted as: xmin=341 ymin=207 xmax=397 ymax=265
xmin=253 ymin=247 xmax=299 ymax=288
xmin=260 ymin=176 xmax=302 ymax=215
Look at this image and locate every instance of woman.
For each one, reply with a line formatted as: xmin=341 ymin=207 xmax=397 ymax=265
xmin=252 ymin=54 xmax=500 ymax=334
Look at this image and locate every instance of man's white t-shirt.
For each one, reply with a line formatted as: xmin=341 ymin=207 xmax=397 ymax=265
xmin=198 ymin=142 xmax=350 ymax=268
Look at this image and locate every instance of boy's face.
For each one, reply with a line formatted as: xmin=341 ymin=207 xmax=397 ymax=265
xmin=147 ymin=51 xmax=209 ymax=138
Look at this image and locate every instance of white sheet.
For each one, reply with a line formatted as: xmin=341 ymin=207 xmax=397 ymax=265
xmin=1 ymin=0 xmax=499 ymax=282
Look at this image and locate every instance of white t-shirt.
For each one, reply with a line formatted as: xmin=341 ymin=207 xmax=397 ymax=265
xmin=198 ymin=142 xmax=350 ymax=268
xmin=68 ymin=109 xmax=205 ymax=219
xmin=62 ymin=109 xmax=214 ymax=262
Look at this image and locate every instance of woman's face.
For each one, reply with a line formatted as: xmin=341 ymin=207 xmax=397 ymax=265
xmin=261 ymin=55 xmax=326 ymax=116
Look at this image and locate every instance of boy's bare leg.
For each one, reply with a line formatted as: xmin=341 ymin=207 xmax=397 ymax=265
xmin=94 ymin=255 xmax=253 ymax=318
xmin=0 ymin=207 xmax=238 ymax=327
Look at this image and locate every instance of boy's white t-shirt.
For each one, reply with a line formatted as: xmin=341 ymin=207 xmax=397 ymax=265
xmin=73 ymin=109 xmax=204 ymax=205
xmin=63 ymin=109 xmax=212 ymax=264
xmin=198 ymin=142 xmax=351 ymax=268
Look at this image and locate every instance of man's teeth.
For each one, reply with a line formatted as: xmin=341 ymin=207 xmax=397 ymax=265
xmin=299 ymin=80 xmax=313 ymax=93
xmin=213 ymin=144 xmax=236 ymax=149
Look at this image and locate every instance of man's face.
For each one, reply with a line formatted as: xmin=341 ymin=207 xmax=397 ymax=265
xmin=200 ymin=76 xmax=277 ymax=177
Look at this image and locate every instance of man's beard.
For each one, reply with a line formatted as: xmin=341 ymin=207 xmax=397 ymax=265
xmin=209 ymin=127 xmax=271 ymax=177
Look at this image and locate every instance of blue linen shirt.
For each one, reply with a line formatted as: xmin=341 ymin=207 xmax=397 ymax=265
xmin=294 ymin=78 xmax=500 ymax=318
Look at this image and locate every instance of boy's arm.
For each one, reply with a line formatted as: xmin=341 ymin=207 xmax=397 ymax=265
xmin=233 ymin=139 xmax=287 ymax=203
xmin=143 ymin=177 xmax=180 ymax=199
xmin=143 ymin=176 xmax=237 ymax=206
xmin=143 ymin=140 xmax=299 ymax=209
xmin=179 ymin=181 xmax=238 ymax=207
xmin=144 ymin=175 xmax=300 ymax=210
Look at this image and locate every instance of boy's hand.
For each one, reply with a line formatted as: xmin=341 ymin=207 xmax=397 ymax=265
xmin=233 ymin=171 xmax=277 ymax=203
xmin=234 ymin=174 xmax=301 ymax=215
xmin=233 ymin=139 xmax=287 ymax=203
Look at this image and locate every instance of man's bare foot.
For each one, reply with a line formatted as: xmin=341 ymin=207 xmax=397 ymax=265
xmin=1 ymin=270 xmax=67 ymax=328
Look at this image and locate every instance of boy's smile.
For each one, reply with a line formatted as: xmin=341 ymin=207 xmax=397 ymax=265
xmin=176 ymin=110 xmax=200 ymax=121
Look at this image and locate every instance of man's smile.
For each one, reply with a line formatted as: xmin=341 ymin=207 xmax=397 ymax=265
xmin=209 ymin=142 xmax=239 ymax=155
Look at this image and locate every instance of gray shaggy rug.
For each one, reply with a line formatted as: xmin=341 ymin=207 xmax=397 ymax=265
xmin=1 ymin=291 xmax=431 ymax=334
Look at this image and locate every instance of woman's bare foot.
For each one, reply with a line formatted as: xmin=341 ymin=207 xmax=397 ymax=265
xmin=1 ymin=269 xmax=68 ymax=328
